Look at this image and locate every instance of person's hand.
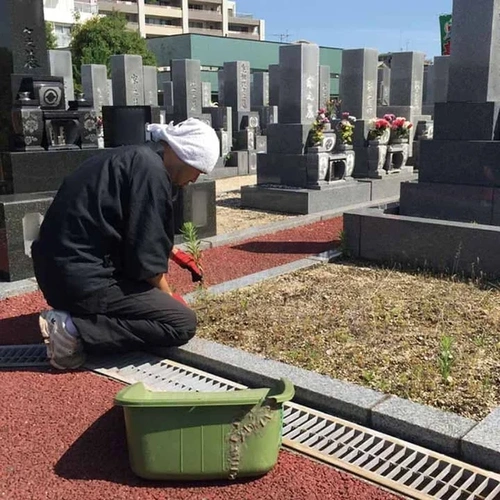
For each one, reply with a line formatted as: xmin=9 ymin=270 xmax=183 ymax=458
xmin=171 ymin=293 xmax=189 ymax=307
xmin=171 ymin=249 xmax=203 ymax=282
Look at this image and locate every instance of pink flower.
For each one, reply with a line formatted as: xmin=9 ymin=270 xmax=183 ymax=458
xmin=375 ymin=118 xmax=390 ymax=129
xmin=342 ymin=112 xmax=350 ymax=118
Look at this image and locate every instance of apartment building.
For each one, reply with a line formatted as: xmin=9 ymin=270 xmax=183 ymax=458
xmin=95 ymin=0 xmax=265 ymax=41
xmin=44 ymin=0 xmax=98 ymax=47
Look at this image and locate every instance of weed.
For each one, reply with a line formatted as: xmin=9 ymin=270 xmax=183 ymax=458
xmin=438 ymin=335 xmax=455 ymax=384
xmin=362 ymin=370 xmax=376 ymax=384
xmin=338 ymin=229 xmax=351 ymax=257
xmin=180 ymin=221 xmax=203 ymax=271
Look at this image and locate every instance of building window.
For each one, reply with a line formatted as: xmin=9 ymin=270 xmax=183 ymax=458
xmin=53 ymin=24 xmax=72 ymax=47
xmin=146 ymin=16 xmax=179 ymax=26
xmin=146 ymin=0 xmax=180 ymax=5
xmin=189 ymin=21 xmax=204 ymax=28
xmin=228 ymin=24 xmax=250 ymax=33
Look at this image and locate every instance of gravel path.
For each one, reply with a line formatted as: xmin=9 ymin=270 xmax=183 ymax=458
xmin=0 ymin=370 xmax=402 ymax=500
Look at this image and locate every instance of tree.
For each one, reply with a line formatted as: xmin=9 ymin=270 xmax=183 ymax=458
xmin=45 ymin=21 xmax=58 ymax=50
xmin=70 ymin=12 xmax=157 ymax=83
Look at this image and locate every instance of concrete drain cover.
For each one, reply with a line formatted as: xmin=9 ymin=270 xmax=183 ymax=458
xmin=2 ymin=346 xmax=500 ymax=499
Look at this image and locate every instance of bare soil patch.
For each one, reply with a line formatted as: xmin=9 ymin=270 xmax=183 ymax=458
xmin=216 ymin=189 xmax=299 ymax=235
xmin=194 ymin=260 xmax=500 ymax=421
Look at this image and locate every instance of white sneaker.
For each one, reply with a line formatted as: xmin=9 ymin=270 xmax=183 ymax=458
xmin=39 ymin=310 xmax=86 ymax=370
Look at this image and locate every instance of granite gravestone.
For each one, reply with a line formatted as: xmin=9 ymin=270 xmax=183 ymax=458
xmin=268 ymin=64 xmax=280 ymax=106
xmin=389 ymin=52 xmax=425 ymax=110
xmin=251 ymin=71 xmax=274 ymax=137
xmin=107 ymin=79 xmax=113 ymax=105
xmin=433 ymin=56 xmax=450 ymax=104
xmin=242 ymin=42 xmax=371 ymax=214
xmin=81 ymin=64 xmax=110 ymax=115
xmin=0 ymin=0 xmax=104 ymax=281
xmin=344 ymin=0 xmax=500 ymax=279
xmin=340 ymin=48 xmax=378 ymax=122
xmin=423 ymin=65 xmax=434 ymax=104
xmin=217 ymin=69 xmax=225 ymax=105
xmin=0 ymin=0 xmax=49 ymax=151
xmin=340 ymin=49 xmax=403 ymax=179
xmin=318 ymin=65 xmax=331 ymax=109
xmin=201 ymin=82 xmax=212 ymax=108
xmin=0 ymin=192 xmax=55 ymax=281
xmin=219 ymin=60 xmax=262 ymax=174
xmin=223 ymin=61 xmax=259 ymax=131
xmin=251 ymin=72 xmax=269 ymax=107
xmin=378 ymin=51 xmax=428 ymax=160
xmin=143 ymin=65 xmax=158 ymax=106
xmin=48 ymin=50 xmax=74 ymax=108
xmin=279 ymin=44 xmax=319 ymax=125
xmin=163 ymin=81 xmax=174 ymax=114
xmin=171 ymin=59 xmax=202 ymax=123
xmin=377 ymin=64 xmax=391 ymax=106
xmin=110 ymin=55 xmax=145 ymax=106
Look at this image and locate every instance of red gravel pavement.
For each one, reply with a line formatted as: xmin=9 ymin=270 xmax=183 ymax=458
xmin=0 ymin=370 xmax=402 ymax=500
xmin=0 ymin=217 xmax=342 ymax=346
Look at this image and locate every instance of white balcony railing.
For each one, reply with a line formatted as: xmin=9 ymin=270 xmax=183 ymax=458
xmin=74 ymin=1 xmax=99 ymax=14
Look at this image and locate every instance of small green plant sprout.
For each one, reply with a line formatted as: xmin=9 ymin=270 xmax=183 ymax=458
xmin=438 ymin=335 xmax=455 ymax=384
xmin=338 ymin=229 xmax=350 ymax=258
xmin=180 ymin=221 xmax=203 ymax=273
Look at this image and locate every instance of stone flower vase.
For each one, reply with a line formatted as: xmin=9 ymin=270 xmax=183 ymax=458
xmin=368 ymin=127 xmax=390 ymax=146
xmin=336 ymin=142 xmax=353 ymax=151
xmin=390 ymin=132 xmax=410 ymax=145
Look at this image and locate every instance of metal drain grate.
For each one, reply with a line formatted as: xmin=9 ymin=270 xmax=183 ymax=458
xmin=87 ymin=352 xmax=241 ymax=393
xmin=282 ymin=406 xmax=500 ymax=500
xmin=2 ymin=346 xmax=500 ymax=499
xmin=0 ymin=344 xmax=48 ymax=367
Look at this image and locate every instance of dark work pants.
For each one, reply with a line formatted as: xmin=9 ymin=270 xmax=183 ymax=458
xmin=40 ymin=280 xmax=197 ymax=355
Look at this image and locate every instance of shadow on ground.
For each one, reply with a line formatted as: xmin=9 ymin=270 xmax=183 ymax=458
xmin=231 ymin=240 xmax=337 ymax=255
xmin=55 ymin=407 xmax=261 ymax=489
xmin=0 ymin=313 xmax=41 ymax=345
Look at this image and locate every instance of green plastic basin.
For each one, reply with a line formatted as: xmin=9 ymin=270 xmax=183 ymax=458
xmin=114 ymin=378 xmax=295 ymax=480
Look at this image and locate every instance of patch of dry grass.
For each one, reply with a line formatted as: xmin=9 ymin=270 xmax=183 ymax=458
xmin=193 ymin=261 xmax=500 ymax=421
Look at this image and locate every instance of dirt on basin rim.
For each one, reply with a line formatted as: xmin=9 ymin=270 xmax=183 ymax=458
xmin=194 ymin=259 xmax=500 ymax=422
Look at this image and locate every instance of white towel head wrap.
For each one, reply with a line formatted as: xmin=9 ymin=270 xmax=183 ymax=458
xmin=147 ymin=118 xmax=220 ymax=174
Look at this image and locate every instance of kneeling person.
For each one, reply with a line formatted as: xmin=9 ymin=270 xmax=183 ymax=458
xmin=32 ymin=118 xmax=219 ymax=370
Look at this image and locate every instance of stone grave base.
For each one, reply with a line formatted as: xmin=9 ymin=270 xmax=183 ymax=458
xmin=1 ymin=149 xmax=106 ymax=195
xmin=399 ymin=181 xmax=500 ymax=225
xmin=344 ymin=205 xmax=500 ymax=279
xmin=241 ymin=173 xmax=416 ymax=215
xmin=0 ymin=180 xmax=217 ymax=282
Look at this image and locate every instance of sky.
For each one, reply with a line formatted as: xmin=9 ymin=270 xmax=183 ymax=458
xmin=235 ymin=0 xmax=453 ymax=59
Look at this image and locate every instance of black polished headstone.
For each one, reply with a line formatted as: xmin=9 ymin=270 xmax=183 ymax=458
xmin=0 ymin=0 xmax=49 ymax=151
xmin=102 ymin=105 xmax=161 ymax=148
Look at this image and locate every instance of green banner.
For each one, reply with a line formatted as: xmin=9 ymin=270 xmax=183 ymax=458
xmin=439 ymin=14 xmax=452 ymax=55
